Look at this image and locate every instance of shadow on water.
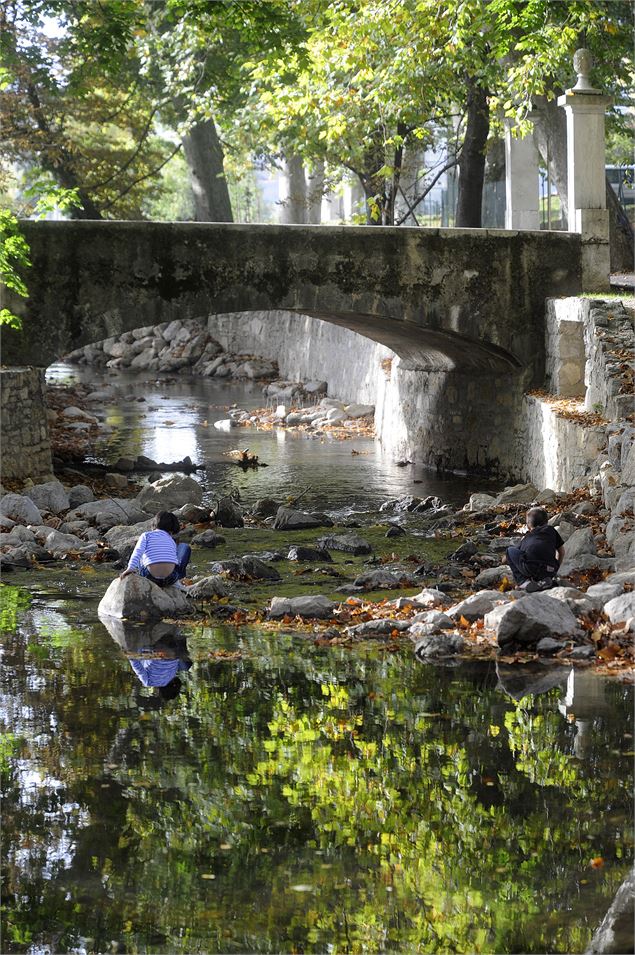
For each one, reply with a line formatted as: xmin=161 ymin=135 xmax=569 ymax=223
xmin=0 ymin=580 xmax=633 ymax=954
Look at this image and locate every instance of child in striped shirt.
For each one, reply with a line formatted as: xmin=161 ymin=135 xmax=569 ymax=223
xmin=120 ymin=511 xmax=191 ymax=588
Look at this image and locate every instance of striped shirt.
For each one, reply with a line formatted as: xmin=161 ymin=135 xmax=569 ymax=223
xmin=129 ymin=657 xmax=189 ymax=687
xmin=127 ymin=530 xmax=177 ymax=571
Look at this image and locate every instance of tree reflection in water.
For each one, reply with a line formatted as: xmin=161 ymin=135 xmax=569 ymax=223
xmin=0 ymin=590 xmax=633 ymax=954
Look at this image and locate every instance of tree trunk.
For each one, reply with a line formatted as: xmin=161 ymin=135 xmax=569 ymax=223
xmin=182 ymin=119 xmax=233 ymax=222
xmin=532 ymin=95 xmax=569 ymax=227
xmin=280 ymin=155 xmax=307 ymax=224
xmin=607 ymin=178 xmax=635 ymax=273
xmin=306 ymin=160 xmax=324 ymax=224
xmin=455 ymin=78 xmax=490 ymax=227
xmin=481 ymin=136 xmax=505 ymax=228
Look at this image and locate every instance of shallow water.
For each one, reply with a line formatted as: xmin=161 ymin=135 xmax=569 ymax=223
xmin=1 ymin=368 xmax=633 ymax=954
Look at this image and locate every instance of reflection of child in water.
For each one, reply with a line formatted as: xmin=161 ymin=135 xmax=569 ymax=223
xmin=128 ymin=632 xmax=192 ymax=701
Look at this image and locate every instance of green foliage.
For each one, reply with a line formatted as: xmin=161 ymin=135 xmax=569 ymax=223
xmin=0 ymin=210 xmax=30 ymax=328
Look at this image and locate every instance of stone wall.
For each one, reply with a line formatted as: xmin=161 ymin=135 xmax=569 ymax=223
xmin=0 ymin=368 xmax=53 ymax=483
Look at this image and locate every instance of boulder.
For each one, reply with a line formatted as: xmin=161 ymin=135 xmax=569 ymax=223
xmin=585 ymin=582 xmax=624 ymax=606
xmin=212 ymin=497 xmax=244 ymax=528
xmin=448 ymin=590 xmax=513 ymax=622
xmin=485 ymin=593 xmax=581 ymax=647
xmin=559 ymin=554 xmax=615 ymax=577
xmin=496 ymin=661 xmax=571 ymax=699
xmin=615 ymin=489 xmax=635 ymax=516
xmin=316 ymin=533 xmax=372 ymax=555
xmin=241 ymin=555 xmax=282 ymax=580
xmin=414 ymin=632 xmax=465 ymax=658
xmin=475 ymin=566 xmax=513 ymax=588
xmin=494 ymin=483 xmax=539 ymax=506
xmin=175 ymin=503 xmax=210 ymax=524
xmin=68 ymin=498 xmax=148 ymax=528
xmin=287 ymin=545 xmax=332 ymax=562
xmin=0 ymin=515 xmax=15 ymax=530
xmin=385 ymin=524 xmax=406 ymax=538
xmin=346 ymin=618 xmax=410 ymax=637
xmin=410 ymin=610 xmax=455 ymax=629
xmin=449 ymin=541 xmax=478 ymax=562
xmin=409 ymin=588 xmax=452 ymax=609
xmin=105 ymin=473 xmax=129 ymax=490
xmin=0 ymin=493 xmax=43 ymax=525
xmin=137 ymin=475 xmax=203 ymax=512
xmin=350 ymin=570 xmax=411 ymax=591
xmin=268 ymin=595 xmax=337 ymax=619
xmin=536 ymin=637 xmax=567 ymax=655
xmin=252 ymin=498 xmax=280 ymax=518
xmin=344 ymin=403 xmax=374 ymax=418
xmin=562 ymin=526 xmax=597 ymax=559
xmin=43 ymin=530 xmax=85 ymax=556
xmin=24 ymin=480 xmax=70 ymax=515
xmin=191 ymin=530 xmax=226 ymax=548
xmin=104 ymin=519 xmax=155 ymax=551
xmin=273 ymin=507 xmax=324 ymax=530
xmin=97 ymin=574 xmax=190 ymax=621
xmin=603 ymin=592 xmax=635 ymax=629
xmin=545 ymin=586 xmax=595 ymax=616
xmin=467 ymin=492 xmax=497 ymax=511
xmin=186 ymin=576 xmax=231 ymax=600
xmin=0 ymin=525 xmax=35 ymax=544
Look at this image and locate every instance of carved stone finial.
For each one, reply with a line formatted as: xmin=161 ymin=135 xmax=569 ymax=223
xmin=572 ymin=48 xmax=598 ymax=92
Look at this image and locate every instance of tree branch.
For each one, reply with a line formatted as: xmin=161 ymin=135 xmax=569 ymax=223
xmin=395 ymin=153 xmax=460 ymax=227
xmin=99 ymin=142 xmax=182 ymax=211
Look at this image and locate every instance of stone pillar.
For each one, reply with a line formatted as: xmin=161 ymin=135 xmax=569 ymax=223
xmin=558 ymin=50 xmax=612 ymax=291
xmin=0 ymin=367 xmax=54 ymax=483
xmin=504 ymin=120 xmax=540 ymax=230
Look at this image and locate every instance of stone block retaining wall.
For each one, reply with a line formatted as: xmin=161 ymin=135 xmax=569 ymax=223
xmin=1 ymin=368 xmax=53 ymax=482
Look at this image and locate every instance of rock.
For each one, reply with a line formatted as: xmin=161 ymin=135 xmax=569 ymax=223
xmin=467 ymin=492 xmax=497 ymax=511
xmin=24 ymin=480 xmax=70 ymax=515
xmin=273 ymin=507 xmax=324 ymax=531
xmin=175 ymin=503 xmax=210 ymax=523
xmin=545 ymin=586 xmax=595 ymax=616
xmin=585 ymin=582 xmax=624 ymax=606
xmin=409 ymin=588 xmax=452 ymax=609
xmin=43 ymin=530 xmax=85 ymax=556
xmin=1 ymin=543 xmax=53 ymax=566
xmin=105 ymin=473 xmax=128 ymax=490
xmin=559 ymin=554 xmax=615 ymax=577
xmin=385 ymin=524 xmax=406 ymax=538
xmin=316 ymin=533 xmax=372 ymax=555
xmin=97 ymin=575 xmax=190 ymax=621
xmin=268 ymin=595 xmax=337 ymax=619
xmin=486 ymin=593 xmax=581 ymax=647
xmin=410 ymin=610 xmax=455 ymax=629
xmin=603 ymin=592 xmax=635 ymax=629
xmin=0 ymin=493 xmax=43 ymax=525
xmin=344 ymin=403 xmax=374 ymax=418
xmin=212 ymin=497 xmax=244 ymax=528
xmin=571 ymin=501 xmax=597 ymax=516
xmin=287 ymin=545 xmax=332 ymax=562
xmin=414 ymin=632 xmax=465 ymax=658
xmin=310 ymin=512 xmax=334 ymax=527
xmin=449 ymin=541 xmax=478 ymax=562
xmin=68 ymin=499 xmax=148 ymax=528
xmin=535 ymin=489 xmax=558 ymax=504
xmin=475 ymin=566 xmax=512 ymax=588
xmin=562 ymin=526 xmax=597 ymax=558
xmin=241 ymin=555 xmax=282 ymax=580
xmin=186 ymin=576 xmax=230 ymax=600
xmin=494 ymin=483 xmax=539 ymax=506
xmin=104 ymin=519 xmax=155 ymax=551
xmin=0 ymin=515 xmax=15 ymax=531
xmin=137 ymin=475 xmax=203 ymax=512
xmin=67 ymin=484 xmax=95 ymax=508
xmin=536 ymin=637 xmax=567 ymax=654
xmin=605 ymin=570 xmax=635 ymax=587
xmin=252 ymin=498 xmax=280 ymax=518
xmin=303 ymin=380 xmax=327 ymax=396
xmin=351 ymin=570 xmax=411 ymax=591
xmin=346 ymin=618 xmax=410 ymax=637
xmin=448 ymin=590 xmax=513 ymax=622
xmin=615 ymin=489 xmax=635 ymax=516
xmin=496 ymin=661 xmax=571 ymax=699
xmin=62 ymin=406 xmax=98 ymax=423
xmin=191 ymin=530 xmax=226 ymax=548
xmin=569 ymin=645 xmax=595 ymax=660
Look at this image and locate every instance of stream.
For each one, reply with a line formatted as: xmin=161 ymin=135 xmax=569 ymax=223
xmin=1 ymin=366 xmax=633 ymax=954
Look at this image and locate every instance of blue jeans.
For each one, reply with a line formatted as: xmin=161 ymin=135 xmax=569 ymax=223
xmin=140 ymin=543 xmax=191 ymax=587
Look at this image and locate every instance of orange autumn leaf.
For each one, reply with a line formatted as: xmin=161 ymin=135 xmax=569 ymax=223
xmin=459 ymin=615 xmax=471 ymax=629
xmin=590 ymin=857 xmax=604 ymax=869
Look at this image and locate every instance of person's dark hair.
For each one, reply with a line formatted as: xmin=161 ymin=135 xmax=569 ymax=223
xmin=526 ymin=507 xmax=548 ymax=529
xmin=157 ymin=677 xmax=182 ymax=701
xmin=154 ymin=511 xmax=180 ymax=534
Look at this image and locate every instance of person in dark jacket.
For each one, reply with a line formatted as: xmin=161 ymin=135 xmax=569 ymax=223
xmin=503 ymin=507 xmax=565 ymax=591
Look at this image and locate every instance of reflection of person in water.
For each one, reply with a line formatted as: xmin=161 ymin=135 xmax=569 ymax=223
xmin=127 ymin=631 xmax=192 ymax=701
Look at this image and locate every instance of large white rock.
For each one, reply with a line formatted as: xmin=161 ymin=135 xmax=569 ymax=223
xmin=98 ymin=575 xmax=190 ymax=621
xmin=274 ymin=507 xmax=324 ymax=530
xmin=137 ymin=476 xmax=203 ymax=512
xmin=562 ymin=526 xmax=597 ymax=559
xmin=467 ymin=492 xmax=497 ymax=511
xmin=494 ymin=483 xmax=539 ymax=506
xmin=104 ymin=519 xmax=155 ymax=550
xmin=268 ymin=595 xmax=336 ymax=619
xmin=67 ymin=498 xmax=148 ymax=528
xmin=409 ymin=588 xmax=452 ymax=609
xmin=585 ymin=582 xmax=624 ymax=607
xmin=24 ymin=480 xmax=70 ymax=515
xmin=448 ymin=590 xmax=513 ymax=621
xmin=344 ymin=403 xmax=374 ymax=419
xmin=187 ymin=576 xmax=230 ymax=600
xmin=0 ymin=493 xmax=43 ymax=525
xmin=44 ymin=530 xmax=85 ymax=556
xmin=604 ymin=592 xmax=635 ymax=629
xmin=485 ymin=593 xmax=581 ymax=647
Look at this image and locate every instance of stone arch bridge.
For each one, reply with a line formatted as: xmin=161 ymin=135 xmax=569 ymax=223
xmin=2 ymin=221 xmax=583 ymax=479
xmin=4 ymin=221 xmax=581 ymax=375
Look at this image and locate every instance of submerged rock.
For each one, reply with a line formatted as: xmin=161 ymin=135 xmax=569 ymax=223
xmin=414 ymin=632 xmax=465 ymax=658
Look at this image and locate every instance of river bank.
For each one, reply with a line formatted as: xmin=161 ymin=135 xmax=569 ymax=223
xmin=1 ymin=373 xmax=633 ymax=680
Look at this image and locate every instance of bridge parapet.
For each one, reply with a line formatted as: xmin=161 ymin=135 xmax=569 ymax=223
xmin=3 ymin=221 xmax=582 ymax=376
